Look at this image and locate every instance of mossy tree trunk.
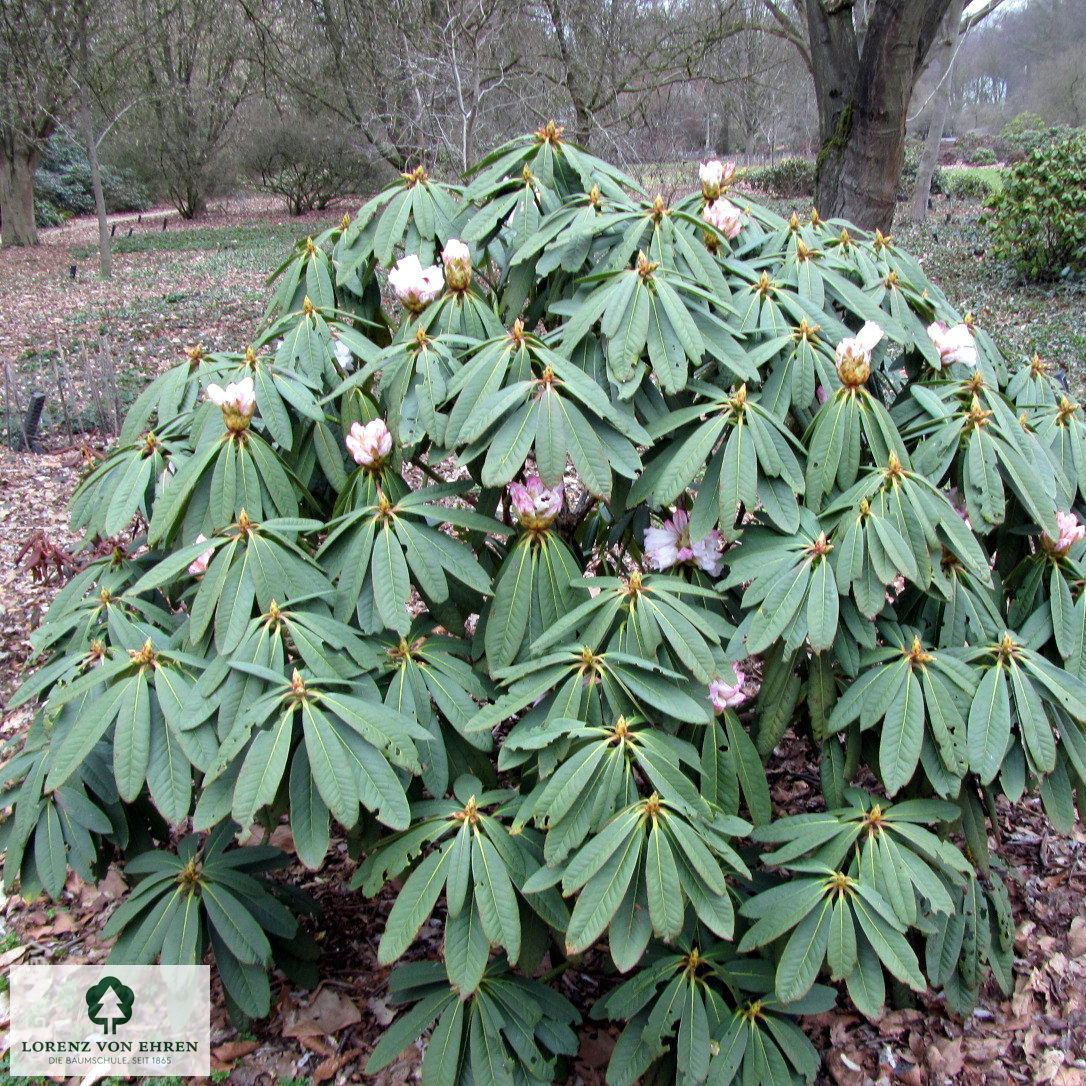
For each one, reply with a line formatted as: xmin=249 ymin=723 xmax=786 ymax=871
xmin=806 ymin=0 xmax=954 ymax=232
xmin=0 ymin=142 xmax=41 ymax=248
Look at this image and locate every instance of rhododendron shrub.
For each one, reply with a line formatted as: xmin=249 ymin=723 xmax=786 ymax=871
xmin=5 ymin=130 xmax=1086 ymax=1084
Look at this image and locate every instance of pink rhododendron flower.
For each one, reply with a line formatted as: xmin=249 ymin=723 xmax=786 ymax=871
xmin=206 ymin=376 xmax=256 ymax=431
xmin=927 ymin=321 xmax=977 ymax=367
xmin=388 ymin=255 xmax=444 ymax=311
xmin=946 ymin=487 xmax=972 ymax=530
xmin=508 ymin=476 xmax=563 ymax=530
xmin=644 ymin=509 xmax=723 ymax=576
xmin=346 ymin=418 xmax=393 ymax=469
xmin=188 ymin=534 xmax=213 ymax=577
xmin=702 ymin=197 xmax=743 ymax=239
xmin=709 ymin=663 xmax=747 ymax=711
xmin=816 ymin=385 xmax=829 ymax=405
xmin=1050 ymin=511 xmax=1086 ymax=553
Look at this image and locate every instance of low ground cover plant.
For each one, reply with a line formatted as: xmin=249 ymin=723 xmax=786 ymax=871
xmin=5 ymin=126 xmax=1086 ymax=1085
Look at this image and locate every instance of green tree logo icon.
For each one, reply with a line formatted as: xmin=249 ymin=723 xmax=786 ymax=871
xmin=85 ymin=976 xmax=135 ymax=1034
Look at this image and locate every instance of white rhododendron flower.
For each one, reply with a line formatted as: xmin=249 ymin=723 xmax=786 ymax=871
xmin=709 ymin=663 xmax=748 ymax=711
xmin=333 ymin=339 xmax=354 ymax=371
xmin=644 ymin=508 xmax=723 ymax=576
xmin=206 ymin=376 xmax=256 ymax=430
xmin=441 ymin=238 xmax=470 ymax=265
xmin=441 ymin=238 xmax=472 ymax=290
xmin=188 ymin=534 xmax=214 ymax=577
xmin=207 ymin=376 xmax=256 ymax=415
xmin=700 ymin=160 xmax=725 ymax=186
xmin=835 ymin=321 xmax=883 ymax=387
xmin=835 ymin=322 xmax=884 ymax=368
xmin=388 ymin=254 xmax=444 ymax=311
xmin=927 ymin=321 xmax=977 ymax=367
xmin=508 ymin=476 xmax=563 ymax=530
xmin=346 ymin=418 xmax=393 ymax=469
xmin=699 ymin=159 xmax=736 ymax=199
xmin=702 ymin=197 xmax=743 ymax=239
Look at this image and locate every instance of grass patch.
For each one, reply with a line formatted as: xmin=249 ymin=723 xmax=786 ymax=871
xmin=942 ymin=165 xmax=1005 ymax=193
xmin=73 ymin=221 xmax=318 ymax=260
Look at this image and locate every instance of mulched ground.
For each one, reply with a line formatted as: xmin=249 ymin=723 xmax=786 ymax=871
xmin=1 ymin=200 xmax=1085 ymax=1085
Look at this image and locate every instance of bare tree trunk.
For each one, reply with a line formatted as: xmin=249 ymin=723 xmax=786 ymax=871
xmin=806 ymin=0 xmax=953 ymax=232
xmin=82 ymin=104 xmax=112 ymax=277
xmin=906 ymin=0 xmax=966 ymax=220
xmin=0 ymin=146 xmax=40 ymax=247
xmin=78 ymin=5 xmax=111 ymax=277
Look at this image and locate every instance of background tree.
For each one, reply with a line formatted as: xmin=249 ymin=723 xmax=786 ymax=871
xmin=757 ymin=0 xmax=1005 ymax=229
xmin=0 ymin=0 xmax=77 ymax=246
xmin=130 ymin=0 xmax=253 ymax=217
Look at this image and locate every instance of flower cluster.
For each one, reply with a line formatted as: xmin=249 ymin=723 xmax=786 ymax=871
xmin=709 ymin=663 xmax=748 ymax=711
xmin=207 ymin=376 xmax=256 ymax=432
xmin=346 ymin=418 xmax=394 ymax=470
xmin=835 ymin=321 xmax=883 ymax=388
xmin=508 ymin=476 xmax=563 ymax=531
xmin=927 ymin=321 xmax=977 ymax=368
xmin=441 ymin=238 xmax=473 ymax=292
xmin=644 ymin=508 xmax=723 ymax=576
xmin=389 ymin=255 xmax=444 ymax=312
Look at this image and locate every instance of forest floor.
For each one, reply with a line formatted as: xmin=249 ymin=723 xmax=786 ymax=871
xmin=1 ymin=188 xmax=1085 ymax=1086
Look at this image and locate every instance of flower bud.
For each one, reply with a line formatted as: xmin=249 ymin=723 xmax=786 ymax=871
xmin=346 ymin=418 xmax=394 ymax=470
xmin=207 ymin=376 xmax=256 ymax=432
xmin=441 ymin=238 xmax=473 ymax=292
xmin=388 ymin=254 xmax=444 ymax=313
xmin=835 ymin=322 xmax=884 ymax=388
xmin=508 ymin=476 xmax=563 ymax=531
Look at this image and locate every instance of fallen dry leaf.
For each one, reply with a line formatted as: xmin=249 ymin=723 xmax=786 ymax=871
xmin=314 ymin=1046 xmax=364 ymax=1082
xmin=283 ymin=986 xmax=362 ymax=1038
xmin=211 ymin=1040 xmax=260 ymax=1062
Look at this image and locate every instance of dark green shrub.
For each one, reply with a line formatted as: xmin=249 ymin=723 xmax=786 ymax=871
xmin=967 ymin=147 xmax=997 ymax=166
xmin=7 ymin=130 xmax=1086 ymax=1082
xmin=35 ymin=132 xmax=152 ymax=218
xmin=741 ymin=157 xmax=814 ymax=198
xmin=998 ymin=113 xmax=1079 ymax=163
xmin=986 ymin=133 xmax=1086 ymax=280
xmin=33 ymin=198 xmax=67 ymax=228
